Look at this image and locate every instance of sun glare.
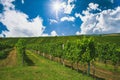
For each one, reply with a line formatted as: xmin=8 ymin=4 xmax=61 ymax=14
xmin=52 ymin=1 xmax=62 ymax=19
xmin=53 ymin=2 xmax=61 ymax=11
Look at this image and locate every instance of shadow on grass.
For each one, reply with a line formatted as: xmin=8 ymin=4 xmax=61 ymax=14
xmin=24 ymin=53 xmax=35 ymax=66
xmin=0 ymin=49 xmax=12 ymax=60
xmin=36 ymin=53 xmax=105 ymax=80
xmin=65 ymin=65 xmax=105 ymax=80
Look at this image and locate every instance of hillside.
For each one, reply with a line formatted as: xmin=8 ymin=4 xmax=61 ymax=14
xmin=0 ymin=34 xmax=120 ymax=80
xmin=0 ymin=49 xmax=93 ymax=80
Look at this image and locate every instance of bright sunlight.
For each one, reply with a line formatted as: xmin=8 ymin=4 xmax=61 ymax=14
xmin=52 ymin=1 xmax=62 ymax=19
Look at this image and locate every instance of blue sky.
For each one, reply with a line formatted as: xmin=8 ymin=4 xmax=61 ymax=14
xmin=0 ymin=0 xmax=120 ymax=37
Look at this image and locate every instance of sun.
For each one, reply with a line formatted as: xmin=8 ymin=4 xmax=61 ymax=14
xmin=53 ymin=1 xmax=61 ymax=12
xmin=52 ymin=1 xmax=62 ymax=19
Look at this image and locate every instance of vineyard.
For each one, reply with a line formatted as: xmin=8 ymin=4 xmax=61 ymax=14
xmin=0 ymin=35 xmax=120 ymax=80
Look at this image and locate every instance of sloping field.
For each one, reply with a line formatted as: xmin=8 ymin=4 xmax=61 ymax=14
xmin=0 ymin=49 xmax=17 ymax=67
xmin=0 ymin=50 xmax=93 ymax=80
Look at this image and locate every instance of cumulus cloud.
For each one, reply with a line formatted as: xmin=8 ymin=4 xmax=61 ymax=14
xmin=1 ymin=0 xmax=15 ymax=10
xmin=0 ymin=10 xmax=45 ymax=37
xmin=75 ymin=13 xmax=81 ymax=18
xmin=63 ymin=0 xmax=75 ymax=14
xmin=50 ymin=0 xmax=75 ymax=20
xmin=88 ymin=3 xmax=101 ymax=11
xmin=76 ymin=3 xmax=120 ymax=34
xmin=0 ymin=0 xmax=47 ymax=37
xmin=76 ymin=31 xmax=81 ymax=35
xmin=51 ymin=30 xmax=58 ymax=36
xmin=56 ymin=0 xmax=75 ymax=14
xmin=21 ymin=0 xmax=24 ymax=4
xmin=60 ymin=16 xmax=75 ymax=22
xmin=41 ymin=33 xmax=49 ymax=37
xmin=49 ymin=19 xmax=58 ymax=24
xmin=0 ymin=34 xmax=3 ymax=37
xmin=109 ymin=0 xmax=114 ymax=3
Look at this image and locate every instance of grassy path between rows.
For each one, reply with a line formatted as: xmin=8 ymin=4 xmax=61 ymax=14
xmin=0 ymin=50 xmax=94 ymax=80
xmin=30 ymin=50 xmax=120 ymax=80
xmin=0 ymin=48 xmax=17 ymax=67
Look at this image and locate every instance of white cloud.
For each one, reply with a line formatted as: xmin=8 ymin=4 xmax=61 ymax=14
xmin=50 ymin=0 xmax=75 ymax=20
xmin=1 ymin=0 xmax=15 ymax=10
xmin=62 ymin=33 xmax=65 ymax=36
xmin=64 ymin=0 xmax=75 ymax=14
xmin=49 ymin=19 xmax=58 ymax=24
xmin=0 ymin=34 xmax=3 ymax=37
xmin=109 ymin=0 xmax=114 ymax=3
xmin=60 ymin=16 xmax=75 ymax=22
xmin=75 ymin=13 xmax=81 ymax=18
xmin=21 ymin=0 xmax=24 ymax=4
xmin=41 ymin=33 xmax=49 ymax=37
xmin=0 ymin=10 xmax=45 ymax=37
xmin=76 ymin=31 xmax=80 ymax=35
xmin=51 ymin=30 xmax=58 ymax=36
xmin=88 ymin=3 xmax=100 ymax=11
xmin=76 ymin=3 xmax=120 ymax=34
xmin=112 ymin=0 xmax=114 ymax=3
xmin=59 ymin=0 xmax=75 ymax=14
xmin=0 ymin=0 xmax=47 ymax=37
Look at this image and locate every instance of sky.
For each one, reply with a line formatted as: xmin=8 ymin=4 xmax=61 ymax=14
xmin=0 ymin=0 xmax=120 ymax=37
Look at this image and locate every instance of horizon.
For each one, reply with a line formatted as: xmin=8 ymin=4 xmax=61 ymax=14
xmin=0 ymin=0 xmax=120 ymax=37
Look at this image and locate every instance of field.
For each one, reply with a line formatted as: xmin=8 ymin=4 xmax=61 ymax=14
xmin=0 ymin=34 xmax=120 ymax=80
xmin=0 ymin=49 xmax=93 ymax=80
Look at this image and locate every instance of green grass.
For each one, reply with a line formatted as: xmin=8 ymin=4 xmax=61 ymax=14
xmin=0 ymin=50 xmax=93 ymax=80
xmin=1 ymin=35 xmax=120 ymax=80
xmin=95 ymin=62 xmax=120 ymax=73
